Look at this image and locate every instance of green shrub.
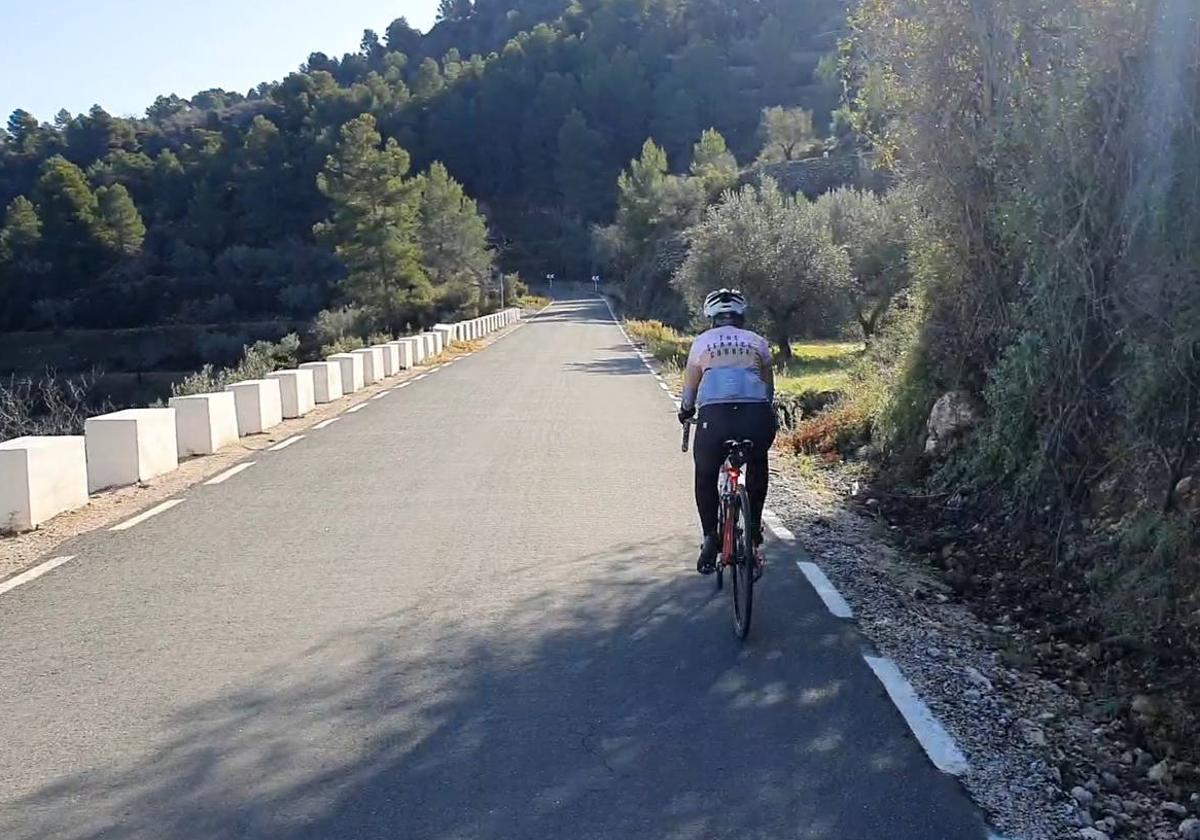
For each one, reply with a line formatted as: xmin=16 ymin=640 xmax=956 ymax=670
xmin=171 ymin=333 xmax=299 ymax=397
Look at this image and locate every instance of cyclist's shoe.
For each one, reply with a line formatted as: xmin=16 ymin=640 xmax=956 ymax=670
xmin=696 ymin=534 xmax=719 ymax=575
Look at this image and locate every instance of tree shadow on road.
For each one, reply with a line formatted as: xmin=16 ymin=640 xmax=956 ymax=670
xmin=5 ymin=535 xmax=988 ymax=840
xmin=565 ymin=356 xmax=650 ymax=377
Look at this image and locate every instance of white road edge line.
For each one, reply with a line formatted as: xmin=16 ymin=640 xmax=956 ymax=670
xmin=863 ymin=655 xmax=969 ymax=776
xmin=797 ymin=561 xmax=854 ymax=618
xmin=347 ymin=404 xmax=368 ymax=413
xmin=0 ymin=555 xmax=77 ymax=597
xmin=267 ymin=435 xmax=306 ymax=452
xmin=110 ymin=499 xmax=185 ymax=532
xmin=313 ymin=418 xmax=340 ymax=430
xmin=205 ymin=462 xmax=257 ymax=485
xmin=761 ymin=509 xmax=797 ymax=543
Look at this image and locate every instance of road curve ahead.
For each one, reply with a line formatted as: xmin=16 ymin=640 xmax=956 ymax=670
xmin=0 ymin=298 xmax=992 ymax=840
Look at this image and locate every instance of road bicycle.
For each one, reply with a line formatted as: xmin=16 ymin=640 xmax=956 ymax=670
xmin=682 ymin=419 xmax=757 ymax=639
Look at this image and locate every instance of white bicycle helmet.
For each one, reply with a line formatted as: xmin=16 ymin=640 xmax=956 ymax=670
xmin=702 ymin=288 xmax=747 ymax=319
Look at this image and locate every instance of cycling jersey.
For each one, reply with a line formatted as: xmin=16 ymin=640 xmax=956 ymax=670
xmin=681 ymin=326 xmax=772 ymax=409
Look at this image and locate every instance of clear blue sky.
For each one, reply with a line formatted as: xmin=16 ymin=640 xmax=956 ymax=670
xmin=2 ymin=0 xmax=441 ymax=123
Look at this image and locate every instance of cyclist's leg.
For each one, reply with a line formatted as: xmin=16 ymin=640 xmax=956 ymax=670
xmin=693 ymin=407 xmax=725 ymax=535
xmin=693 ymin=405 xmax=731 ymax=571
xmin=744 ymin=402 xmax=777 ymax=545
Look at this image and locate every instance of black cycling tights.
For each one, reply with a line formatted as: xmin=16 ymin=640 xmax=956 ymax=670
xmin=693 ymin=402 xmax=777 ymax=543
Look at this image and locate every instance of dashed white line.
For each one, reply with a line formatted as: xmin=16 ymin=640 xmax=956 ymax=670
xmin=371 ymin=392 xmax=390 ymax=401
xmin=0 ymin=555 xmax=77 ymax=597
xmin=658 ymin=382 xmax=671 ymax=391
xmin=347 ymin=404 xmax=368 ymax=414
xmin=110 ymin=499 xmax=185 ymax=532
xmin=267 ymin=435 xmax=305 ymax=452
xmin=414 ymin=374 xmax=428 ymax=381
xmin=313 ymin=418 xmax=340 ymax=430
xmin=863 ymin=655 xmax=969 ymax=776
xmin=396 ymin=382 xmax=412 ymax=389
xmin=205 ymin=462 xmax=256 ymax=485
xmin=797 ymin=561 xmax=854 ymax=618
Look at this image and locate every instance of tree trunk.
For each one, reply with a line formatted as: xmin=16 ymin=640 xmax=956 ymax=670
xmin=776 ymin=333 xmax=793 ymax=361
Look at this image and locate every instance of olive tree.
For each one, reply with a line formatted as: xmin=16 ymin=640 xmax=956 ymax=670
xmin=674 ymin=178 xmax=851 ymax=358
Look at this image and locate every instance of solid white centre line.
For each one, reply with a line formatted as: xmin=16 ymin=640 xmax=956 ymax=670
xmin=110 ymin=499 xmax=185 ymax=532
xmin=863 ymin=655 xmax=969 ymax=776
xmin=205 ymin=462 xmax=256 ymax=485
xmin=267 ymin=435 xmax=306 ymax=452
xmin=797 ymin=561 xmax=854 ymax=618
xmin=0 ymin=555 xmax=77 ymax=597
xmin=313 ymin=418 xmax=340 ymax=430
xmin=347 ymin=404 xmax=368 ymax=413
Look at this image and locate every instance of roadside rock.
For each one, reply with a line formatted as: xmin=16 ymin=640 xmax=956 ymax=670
xmin=1150 ymin=760 xmax=1174 ymax=784
xmin=1079 ymin=827 xmax=1110 ymax=840
xmin=1173 ymin=476 xmax=1200 ymax=513
xmin=925 ymin=390 xmax=983 ymax=455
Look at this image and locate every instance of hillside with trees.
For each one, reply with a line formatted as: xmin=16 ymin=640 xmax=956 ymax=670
xmin=0 ymin=0 xmax=848 ymax=399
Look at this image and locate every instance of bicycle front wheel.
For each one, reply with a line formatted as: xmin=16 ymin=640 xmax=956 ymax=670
xmin=730 ymin=487 xmax=754 ymax=639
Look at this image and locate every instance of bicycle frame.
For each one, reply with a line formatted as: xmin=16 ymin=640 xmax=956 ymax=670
xmin=718 ymin=460 xmax=746 ymax=567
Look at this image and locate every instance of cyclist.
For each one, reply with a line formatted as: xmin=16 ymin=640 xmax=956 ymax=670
xmin=677 ymin=289 xmax=777 ymax=574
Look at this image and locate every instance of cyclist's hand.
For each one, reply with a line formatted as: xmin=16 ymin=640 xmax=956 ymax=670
xmin=678 ymin=406 xmax=695 ymax=425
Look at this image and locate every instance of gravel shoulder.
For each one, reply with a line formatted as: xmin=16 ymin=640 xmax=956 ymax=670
xmin=767 ymin=461 xmax=1200 ymax=840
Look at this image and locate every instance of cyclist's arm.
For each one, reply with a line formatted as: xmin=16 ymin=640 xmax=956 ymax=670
xmin=757 ymin=338 xmax=775 ymax=402
xmin=681 ymin=344 xmax=703 ymax=412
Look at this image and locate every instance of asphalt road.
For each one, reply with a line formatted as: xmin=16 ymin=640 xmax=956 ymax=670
xmin=0 ymin=298 xmax=993 ymax=839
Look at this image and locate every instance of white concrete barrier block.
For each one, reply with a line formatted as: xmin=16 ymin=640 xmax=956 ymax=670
xmin=267 ymin=369 xmax=316 ymax=419
xmin=0 ymin=437 xmax=89 ymax=532
xmin=352 ymin=347 xmax=384 ymax=384
xmin=423 ymin=332 xmax=440 ymax=357
xmin=390 ymin=339 xmax=416 ymax=369
xmin=169 ymin=393 xmax=239 ymax=457
xmin=410 ymin=335 xmax=428 ymax=362
xmin=225 ymin=380 xmax=284 ymax=437
xmin=299 ymin=362 xmax=343 ymax=404
xmin=328 ymin=353 xmax=365 ymax=393
xmin=85 ymin=409 xmax=179 ymax=493
xmin=433 ymin=325 xmax=455 ymax=349
xmin=374 ymin=344 xmax=401 ymax=377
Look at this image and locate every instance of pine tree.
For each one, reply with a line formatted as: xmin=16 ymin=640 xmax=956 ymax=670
xmin=315 ymin=114 xmax=430 ymax=331
xmin=96 ymin=184 xmax=146 ymax=256
xmin=0 ymin=196 xmax=42 ymax=264
xmin=615 ymin=139 xmax=670 ymax=243
xmin=690 ymin=128 xmax=738 ymax=196
xmin=417 ymin=162 xmax=493 ymax=307
xmin=555 ymin=109 xmax=610 ymax=219
xmin=413 ymin=58 xmax=445 ymax=100
xmin=35 ymin=155 xmax=105 ymax=287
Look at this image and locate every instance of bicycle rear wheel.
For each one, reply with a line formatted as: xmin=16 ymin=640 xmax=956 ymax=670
xmin=730 ymin=488 xmax=754 ymax=639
